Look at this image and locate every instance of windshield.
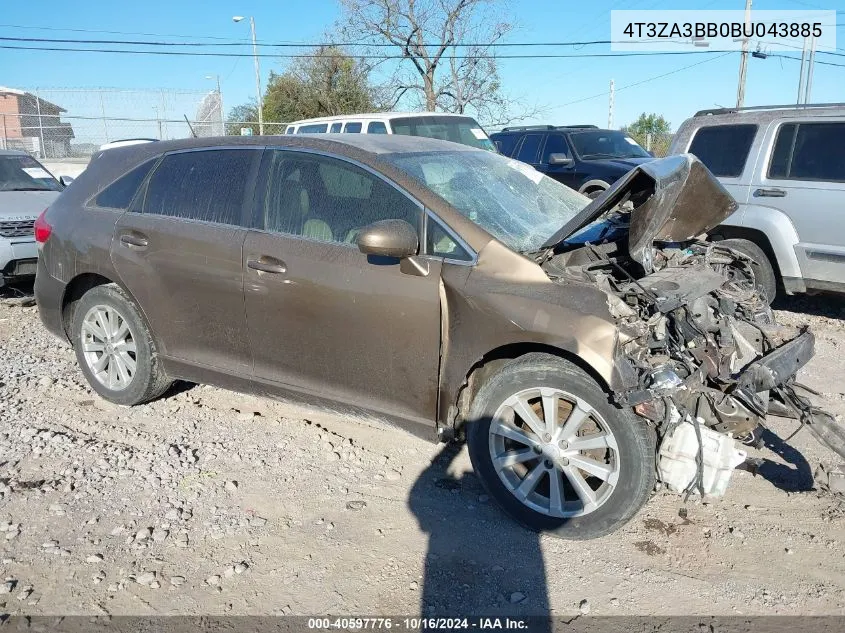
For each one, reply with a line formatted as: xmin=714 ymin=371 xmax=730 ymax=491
xmin=0 ymin=154 xmax=62 ymax=192
xmin=383 ymin=150 xmax=589 ymax=252
xmin=390 ymin=116 xmax=496 ymax=151
xmin=569 ymin=130 xmax=651 ymax=160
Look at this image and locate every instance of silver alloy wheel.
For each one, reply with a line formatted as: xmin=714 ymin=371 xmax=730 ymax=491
xmin=80 ymin=304 xmax=137 ymax=391
xmin=489 ymin=387 xmax=620 ymax=518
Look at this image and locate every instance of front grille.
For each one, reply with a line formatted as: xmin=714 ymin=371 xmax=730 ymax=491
xmin=0 ymin=219 xmax=35 ymax=238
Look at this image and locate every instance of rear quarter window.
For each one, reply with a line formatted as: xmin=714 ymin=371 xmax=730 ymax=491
xmin=687 ymin=124 xmax=757 ymax=177
xmin=93 ymin=159 xmax=157 ymax=209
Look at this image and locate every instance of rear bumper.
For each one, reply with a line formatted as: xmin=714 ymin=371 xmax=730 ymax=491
xmin=34 ymin=255 xmax=69 ymax=343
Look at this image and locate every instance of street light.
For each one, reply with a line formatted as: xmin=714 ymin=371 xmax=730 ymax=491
xmin=233 ymin=15 xmax=263 ymax=135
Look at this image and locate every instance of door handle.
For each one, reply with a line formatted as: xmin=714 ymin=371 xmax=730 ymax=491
xmin=247 ymin=257 xmax=287 ymax=274
xmin=753 ymin=188 xmax=787 ymax=198
xmin=119 ymin=233 xmax=149 ymax=248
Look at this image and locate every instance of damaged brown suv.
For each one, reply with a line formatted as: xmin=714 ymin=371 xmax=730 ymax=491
xmin=35 ymin=135 xmax=844 ymax=539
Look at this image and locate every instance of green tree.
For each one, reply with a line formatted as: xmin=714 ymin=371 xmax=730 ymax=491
xmin=225 ymin=102 xmax=259 ymax=135
xmin=262 ymin=47 xmax=382 ymax=124
xmin=622 ymin=113 xmax=672 ymax=155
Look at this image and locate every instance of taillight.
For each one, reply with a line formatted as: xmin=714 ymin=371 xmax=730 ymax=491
xmin=34 ymin=208 xmax=52 ymax=243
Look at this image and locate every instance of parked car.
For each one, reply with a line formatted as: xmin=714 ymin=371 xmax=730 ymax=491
xmin=670 ymin=103 xmax=845 ymax=301
xmin=284 ymin=112 xmax=496 ymax=151
xmin=489 ymin=125 xmax=653 ymax=198
xmin=99 ymin=138 xmax=159 ymax=151
xmin=34 ymin=136 xmax=841 ymax=539
xmin=0 ymin=150 xmax=66 ymax=288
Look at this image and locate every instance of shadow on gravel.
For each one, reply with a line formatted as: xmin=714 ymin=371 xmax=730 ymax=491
xmin=755 ymin=428 xmax=815 ymax=493
xmin=408 ymin=443 xmax=551 ymax=625
xmin=773 ymin=293 xmax=845 ymax=321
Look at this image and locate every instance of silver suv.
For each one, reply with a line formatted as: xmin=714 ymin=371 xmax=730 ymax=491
xmin=670 ymin=103 xmax=845 ymax=301
xmin=0 ymin=150 xmax=65 ymax=288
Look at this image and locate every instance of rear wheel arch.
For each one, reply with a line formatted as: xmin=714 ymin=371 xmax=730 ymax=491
xmin=451 ymin=342 xmax=612 ymax=437
xmin=61 ymin=273 xmax=154 ymax=346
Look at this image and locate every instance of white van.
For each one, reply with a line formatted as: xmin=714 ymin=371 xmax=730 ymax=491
xmin=283 ymin=112 xmax=495 ymax=151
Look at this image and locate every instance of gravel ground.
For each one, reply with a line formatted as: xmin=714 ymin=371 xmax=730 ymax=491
xmin=1 ymin=284 xmax=844 ymax=617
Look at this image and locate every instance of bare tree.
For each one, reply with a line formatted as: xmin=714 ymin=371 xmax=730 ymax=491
xmin=337 ymin=0 xmax=542 ymax=125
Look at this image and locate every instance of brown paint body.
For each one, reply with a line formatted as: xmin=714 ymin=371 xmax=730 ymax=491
xmin=36 ymin=135 xmax=626 ymax=441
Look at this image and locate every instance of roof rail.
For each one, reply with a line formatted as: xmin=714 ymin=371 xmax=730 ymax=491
xmin=500 ymin=124 xmax=557 ymax=132
xmin=555 ymin=124 xmax=599 ymax=129
xmin=694 ymin=102 xmax=845 ymax=117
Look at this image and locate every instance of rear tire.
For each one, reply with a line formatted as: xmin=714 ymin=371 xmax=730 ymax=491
xmin=71 ymin=283 xmax=171 ymax=406
xmin=720 ymin=238 xmax=778 ymax=304
xmin=466 ymin=353 xmax=655 ymax=540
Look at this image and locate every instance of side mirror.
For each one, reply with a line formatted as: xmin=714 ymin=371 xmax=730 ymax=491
xmin=356 ymin=219 xmax=419 ymax=259
xmin=59 ymin=175 xmax=75 ymax=187
xmin=548 ymin=153 xmax=574 ymax=167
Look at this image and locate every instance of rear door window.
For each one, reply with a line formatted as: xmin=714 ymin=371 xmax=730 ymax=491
xmin=768 ymin=121 xmax=845 ymax=182
xmin=93 ymin=159 xmax=157 ymax=209
xmin=329 ymin=122 xmax=343 ymax=133
xmin=687 ymin=124 xmax=757 ymax=177
xmin=515 ymin=134 xmax=544 ymax=164
xmin=367 ymin=121 xmax=388 ymax=134
xmin=143 ymin=149 xmax=256 ymax=225
xmin=343 ymin=122 xmax=362 ymax=133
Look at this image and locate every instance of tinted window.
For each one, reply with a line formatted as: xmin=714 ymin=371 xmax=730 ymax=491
xmin=542 ymin=134 xmax=570 ymax=163
xmin=427 ymin=219 xmax=472 ymax=261
xmin=94 ymin=160 xmax=156 ymax=209
xmin=297 ymin=124 xmax=328 ymax=133
xmin=262 ymin=151 xmax=420 ymax=245
xmin=390 ymin=115 xmax=495 ymax=151
xmin=568 ymin=130 xmax=650 ymax=159
xmin=768 ymin=123 xmax=797 ymax=179
xmin=490 ymin=134 xmax=519 ymax=157
xmin=329 ymin=122 xmax=343 ymax=133
xmin=516 ymin=134 xmax=544 ymax=163
xmin=688 ymin=124 xmax=757 ymax=177
xmin=143 ymin=149 xmax=254 ymax=225
xmin=344 ymin=122 xmax=362 ymax=133
xmin=285 ymin=127 xmax=296 ymax=135
xmin=789 ymin=122 xmax=845 ymax=182
xmin=367 ymin=121 xmax=388 ymax=134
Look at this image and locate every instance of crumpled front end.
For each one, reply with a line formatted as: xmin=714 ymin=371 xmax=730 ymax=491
xmin=541 ymin=155 xmax=843 ymax=499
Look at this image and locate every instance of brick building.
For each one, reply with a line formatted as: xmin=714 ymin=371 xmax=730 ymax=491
xmin=0 ymin=86 xmax=75 ymax=157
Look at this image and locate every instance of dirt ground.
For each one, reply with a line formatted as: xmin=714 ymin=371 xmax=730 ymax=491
xmin=1 ymin=285 xmax=844 ymax=617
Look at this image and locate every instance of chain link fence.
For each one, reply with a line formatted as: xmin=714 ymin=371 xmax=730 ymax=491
xmin=0 ymin=88 xmax=227 ymax=161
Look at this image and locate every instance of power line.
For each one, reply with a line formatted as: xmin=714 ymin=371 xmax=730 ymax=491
xmin=0 ymin=43 xmax=731 ymax=60
xmin=558 ymin=51 xmax=736 ymax=107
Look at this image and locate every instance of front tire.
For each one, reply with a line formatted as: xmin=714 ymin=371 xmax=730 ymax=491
xmin=71 ymin=283 xmax=171 ymax=406
xmin=719 ymin=238 xmax=778 ymax=304
xmin=466 ymin=353 xmax=655 ymax=540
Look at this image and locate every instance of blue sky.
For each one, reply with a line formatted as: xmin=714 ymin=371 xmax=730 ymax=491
xmin=1 ymin=0 xmax=842 ymax=135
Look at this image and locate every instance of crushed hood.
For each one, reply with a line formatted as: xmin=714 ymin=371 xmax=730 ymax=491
xmin=542 ymin=154 xmax=738 ymax=270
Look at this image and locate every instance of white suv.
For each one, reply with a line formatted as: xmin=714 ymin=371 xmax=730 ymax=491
xmin=670 ymin=103 xmax=845 ymax=300
xmin=284 ymin=112 xmax=496 ymax=151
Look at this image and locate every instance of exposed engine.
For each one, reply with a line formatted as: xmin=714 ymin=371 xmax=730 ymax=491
xmin=538 ymin=155 xmax=843 ymax=498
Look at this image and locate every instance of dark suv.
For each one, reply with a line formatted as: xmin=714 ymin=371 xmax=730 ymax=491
xmin=490 ymin=125 xmax=653 ymax=198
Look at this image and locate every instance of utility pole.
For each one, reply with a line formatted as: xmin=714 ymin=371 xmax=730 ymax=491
xmin=804 ymin=34 xmax=817 ymax=104
xmin=608 ymin=79 xmax=615 ymax=129
xmin=797 ymin=36 xmax=808 ymax=104
xmin=735 ymin=0 xmax=752 ymax=108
